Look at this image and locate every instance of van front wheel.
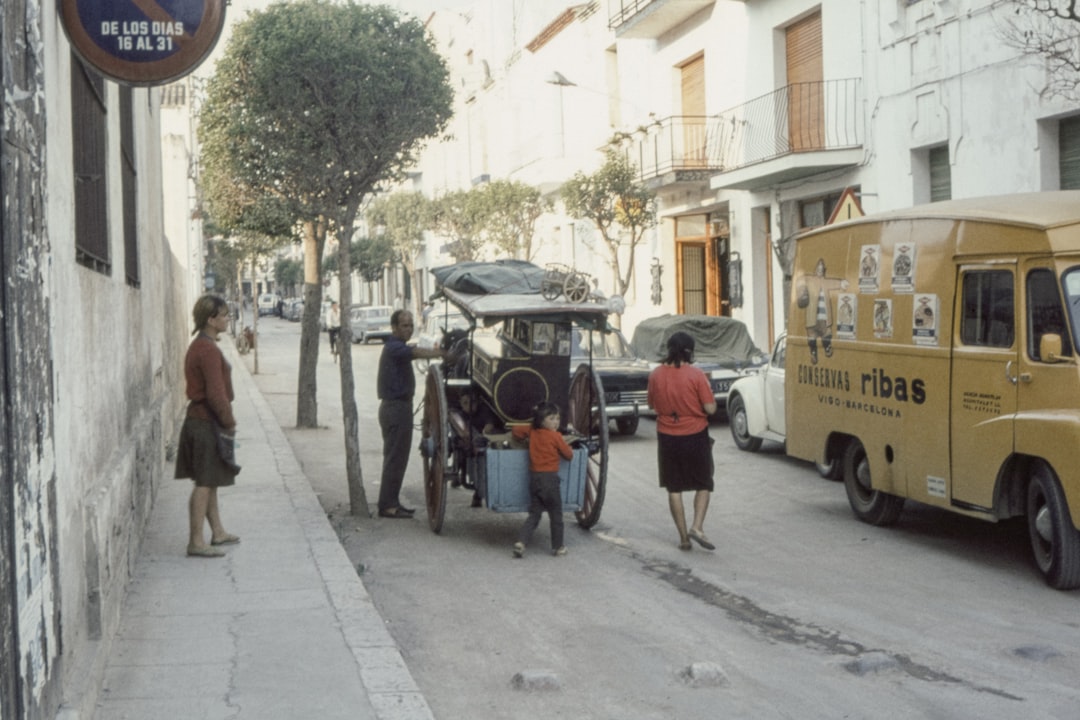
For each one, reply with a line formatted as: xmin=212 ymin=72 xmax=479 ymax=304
xmin=842 ymin=439 xmax=904 ymax=526
xmin=1026 ymin=463 xmax=1080 ymax=590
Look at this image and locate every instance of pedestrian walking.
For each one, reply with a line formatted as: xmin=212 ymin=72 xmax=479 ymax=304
xmin=376 ymin=309 xmax=444 ymax=518
xmin=513 ymin=402 xmax=573 ymax=558
xmin=647 ymin=331 xmax=717 ymax=551
xmin=328 ymin=301 xmax=341 ymax=360
xmin=174 ymin=294 xmax=241 ymax=558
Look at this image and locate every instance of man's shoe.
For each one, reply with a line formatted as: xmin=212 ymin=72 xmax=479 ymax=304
xmin=378 ymin=507 xmax=414 ymax=519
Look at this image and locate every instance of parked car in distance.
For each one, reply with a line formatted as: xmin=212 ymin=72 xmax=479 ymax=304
xmin=257 ymin=293 xmax=279 ymax=316
xmin=284 ymin=298 xmax=304 ymax=322
xmin=571 ymin=328 xmax=651 ymax=436
xmin=630 ymin=314 xmax=768 ymax=417
xmin=349 ymin=304 xmax=394 ymax=343
xmin=726 ymin=334 xmax=839 ymax=479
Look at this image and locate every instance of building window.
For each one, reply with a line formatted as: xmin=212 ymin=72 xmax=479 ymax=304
xmin=72 ymin=55 xmax=109 ymax=273
xmin=798 ymin=190 xmax=843 ymax=230
xmin=120 ymin=86 xmax=139 ymax=287
xmin=1059 ymin=116 xmax=1080 ymax=189
xmin=929 ymin=144 xmax=951 ymax=201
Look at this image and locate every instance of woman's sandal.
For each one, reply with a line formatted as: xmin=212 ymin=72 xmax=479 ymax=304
xmin=187 ymin=544 xmax=225 ymax=558
xmin=678 ymin=541 xmax=692 ymax=551
xmin=211 ymin=533 xmax=240 ymax=546
xmin=688 ymin=529 xmax=715 ymax=551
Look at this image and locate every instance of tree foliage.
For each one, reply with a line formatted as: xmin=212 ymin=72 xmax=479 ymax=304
xmin=561 ymin=149 xmax=658 ymax=298
xmin=478 ymin=180 xmax=551 ymax=260
xmin=368 ymin=192 xmax=432 ymax=311
xmin=1000 ymin=1 xmax=1080 ymax=99
xmin=198 ymin=0 xmax=453 ymax=514
xmin=275 ymin=258 xmax=303 ymax=295
xmin=431 ymin=189 xmax=491 ymax=262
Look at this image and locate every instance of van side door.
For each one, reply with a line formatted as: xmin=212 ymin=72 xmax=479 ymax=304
xmin=949 ymin=265 xmax=1018 ymax=510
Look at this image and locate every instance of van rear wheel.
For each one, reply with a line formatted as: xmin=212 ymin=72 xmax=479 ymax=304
xmin=842 ymin=439 xmax=903 ymax=526
xmin=1026 ymin=462 xmax=1080 ymax=589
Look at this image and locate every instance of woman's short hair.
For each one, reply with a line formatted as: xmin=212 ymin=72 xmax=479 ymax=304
xmin=192 ymin=294 xmax=228 ymax=335
xmin=664 ymin=331 xmax=695 ymax=367
xmin=532 ymin=401 xmax=561 ymax=429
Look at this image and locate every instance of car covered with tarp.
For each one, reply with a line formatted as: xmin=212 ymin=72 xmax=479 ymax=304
xmin=630 ymin=314 xmax=768 ymax=414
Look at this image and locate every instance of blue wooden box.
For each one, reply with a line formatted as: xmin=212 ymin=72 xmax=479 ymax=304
xmin=479 ymin=447 xmax=589 ymax=513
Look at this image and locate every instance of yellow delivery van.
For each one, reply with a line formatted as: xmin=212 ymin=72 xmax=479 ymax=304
xmin=786 ymin=191 xmax=1080 ymax=589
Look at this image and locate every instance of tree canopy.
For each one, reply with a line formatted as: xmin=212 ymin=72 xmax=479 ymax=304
xmin=561 ymin=149 xmax=658 ymax=298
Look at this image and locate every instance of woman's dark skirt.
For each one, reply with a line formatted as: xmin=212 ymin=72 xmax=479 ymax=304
xmin=175 ymin=417 xmax=237 ymax=488
xmin=657 ymin=428 xmax=714 ymax=493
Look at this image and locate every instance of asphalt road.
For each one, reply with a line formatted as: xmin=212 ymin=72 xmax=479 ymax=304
xmin=243 ymin=315 xmax=1080 ymax=720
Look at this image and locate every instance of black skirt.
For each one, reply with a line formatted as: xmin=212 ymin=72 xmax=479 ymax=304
xmin=175 ymin=417 xmax=238 ymax=488
xmin=657 ymin=428 xmax=714 ymax=492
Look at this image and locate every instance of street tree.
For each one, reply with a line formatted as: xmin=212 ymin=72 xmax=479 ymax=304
xmin=561 ymin=148 xmax=658 ymax=303
xmin=1000 ymin=1 xmax=1080 ymax=99
xmin=323 ymin=234 xmax=395 ymax=306
xmin=479 ymin=180 xmax=551 ymax=261
xmin=275 ymin=258 xmax=302 ymax=297
xmin=198 ymin=0 xmax=452 ymax=515
xmin=431 ymin=189 xmax=491 ymax=263
xmin=368 ymin=192 xmax=433 ymax=313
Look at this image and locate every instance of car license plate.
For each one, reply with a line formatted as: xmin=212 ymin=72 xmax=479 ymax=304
xmin=605 ymin=390 xmax=621 ymax=403
xmin=711 ymin=379 xmax=732 ymax=394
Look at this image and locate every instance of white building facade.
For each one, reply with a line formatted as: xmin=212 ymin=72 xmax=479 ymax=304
xmin=406 ymin=0 xmax=1080 ymax=351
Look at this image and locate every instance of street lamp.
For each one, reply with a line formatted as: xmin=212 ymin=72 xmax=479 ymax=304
xmin=546 ymin=71 xmax=576 ymax=156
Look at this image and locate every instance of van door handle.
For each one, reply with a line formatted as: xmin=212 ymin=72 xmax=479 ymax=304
xmin=1005 ymin=361 xmax=1032 ymax=385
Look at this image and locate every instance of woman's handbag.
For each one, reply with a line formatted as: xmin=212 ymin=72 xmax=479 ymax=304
xmin=212 ymin=421 xmax=241 ymax=474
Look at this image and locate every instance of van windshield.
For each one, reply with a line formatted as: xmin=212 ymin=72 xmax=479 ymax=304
xmin=1059 ymin=267 xmax=1080 ymax=354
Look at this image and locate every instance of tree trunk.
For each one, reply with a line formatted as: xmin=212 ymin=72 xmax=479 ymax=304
xmin=336 ymin=204 xmax=369 ymax=516
xmin=296 ymin=219 xmax=325 ymax=427
xmin=250 ymin=255 xmax=260 ymax=375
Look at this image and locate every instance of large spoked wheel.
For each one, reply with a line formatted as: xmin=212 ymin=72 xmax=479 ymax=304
xmin=1026 ymin=462 xmax=1080 ymax=589
xmin=568 ymin=364 xmax=609 ymax=529
xmin=420 ymin=364 xmax=449 ymax=533
xmin=727 ymin=394 xmax=762 ymax=452
xmin=842 ymin=438 xmax=904 ymax=526
xmin=563 ymin=273 xmax=591 ymax=303
xmin=541 ymin=280 xmax=560 ymax=301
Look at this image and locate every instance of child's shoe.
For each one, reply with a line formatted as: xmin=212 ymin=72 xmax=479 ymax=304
xmin=553 ymin=546 xmax=567 ymax=557
xmin=512 ymin=542 xmax=525 ymax=558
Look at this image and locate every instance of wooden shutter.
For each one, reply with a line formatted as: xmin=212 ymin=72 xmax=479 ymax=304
xmin=72 ymin=55 xmax=109 ymax=272
xmin=929 ymin=145 xmax=951 ymax=202
xmin=1060 ymin=116 xmax=1080 ymax=189
xmin=680 ymin=54 xmax=707 ymax=167
xmin=786 ymin=12 xmax=823 ymax=152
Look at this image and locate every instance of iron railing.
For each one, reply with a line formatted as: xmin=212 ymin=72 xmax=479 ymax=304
xmin=710 ymin=78 xmax=862 ymax=171
xmin=609 ymin=0 xmax=654 ymax=29
xmin=618 ymin=115 xmax=718 ymax=181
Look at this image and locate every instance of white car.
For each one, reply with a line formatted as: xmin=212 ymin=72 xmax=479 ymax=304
xmin=726 ymin=333 xmax=839 ymax=480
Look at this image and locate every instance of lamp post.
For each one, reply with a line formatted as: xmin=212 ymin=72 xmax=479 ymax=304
xmin=546 ymin=71 xmax=576 ymax=156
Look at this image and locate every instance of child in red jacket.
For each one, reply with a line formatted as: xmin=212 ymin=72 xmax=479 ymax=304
xmin=513 ymin=402 xmax=573 ymax=558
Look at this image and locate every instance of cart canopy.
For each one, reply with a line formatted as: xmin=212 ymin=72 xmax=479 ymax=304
xmin=431 ymin=261 xmax=615 ymax=331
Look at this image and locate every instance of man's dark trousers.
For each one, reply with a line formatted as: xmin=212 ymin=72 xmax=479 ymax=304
xmin=378 ymin=398 xmax=413 ymax=512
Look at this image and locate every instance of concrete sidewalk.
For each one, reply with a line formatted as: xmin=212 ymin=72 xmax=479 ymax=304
xmin=90 ymin=342 xmax=432 ymax=720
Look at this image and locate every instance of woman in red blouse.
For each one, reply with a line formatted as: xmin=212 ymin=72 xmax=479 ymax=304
xmin=647 ymin=331 xmax=717 ymax=551
xmin=175 ymin=294 xmax=240 ymax=558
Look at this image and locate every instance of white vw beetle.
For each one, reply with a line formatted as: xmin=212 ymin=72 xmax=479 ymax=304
xmin=726 ymin=333 xmax=839 ymax=480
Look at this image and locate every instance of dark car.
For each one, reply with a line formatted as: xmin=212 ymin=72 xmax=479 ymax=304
xmin=571 ymin=328 xmax=651 ymax=436
xmin=630 ymin=314 xmax=767 ymax=416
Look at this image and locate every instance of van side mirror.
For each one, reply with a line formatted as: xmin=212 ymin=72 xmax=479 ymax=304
xmin=1040 ymin=333 xmax=1066 ymax=363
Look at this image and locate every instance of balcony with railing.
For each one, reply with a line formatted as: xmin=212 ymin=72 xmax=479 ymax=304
xmin=709 ymin=78 xmax=863 ymax=191
xmin=608 ymin=0 xmax=716 ymax=38
xmin=616 ymin=115 xmax=722 ymax=189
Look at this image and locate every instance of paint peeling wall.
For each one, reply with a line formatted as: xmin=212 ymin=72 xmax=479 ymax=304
xmin=1 ymin=1 xmax=192 ymax=718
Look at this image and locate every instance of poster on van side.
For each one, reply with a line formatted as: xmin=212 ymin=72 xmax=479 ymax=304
xmin=836 ymin=293 xmax=857 ymax=339
xmin=892 ymin=244 xmax=916 ymax=293
xmin=912 ymin=293 xmax=939 ymax=345
xmin=859 ymin=245 xmax=881 ymax=293
xmin=873 ymin=298 xmax=893 ymax=338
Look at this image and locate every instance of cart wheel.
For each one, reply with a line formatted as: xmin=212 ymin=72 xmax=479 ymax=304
xmin=541 ymin=280 xmax=560 ymax=301
xmin=563 ymin=273 xmax=590 ymax=303
xmin=568 ymin=364 xmax=608 ymax=529
xmin=421 ymin=364 xmax=449 ymax=533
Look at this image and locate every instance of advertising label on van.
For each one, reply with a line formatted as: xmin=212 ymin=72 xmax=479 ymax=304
xmin=785 ymin=191 xmax=1080 ymax=589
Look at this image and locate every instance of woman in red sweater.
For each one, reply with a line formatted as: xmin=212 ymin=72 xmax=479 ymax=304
xmin=647 ymin=331 xmax=717 ymax=551
xmin=513 ymin=402 xmax=574 ymax=558
xmin=175 ymin=294 xmax=240 ymax=558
